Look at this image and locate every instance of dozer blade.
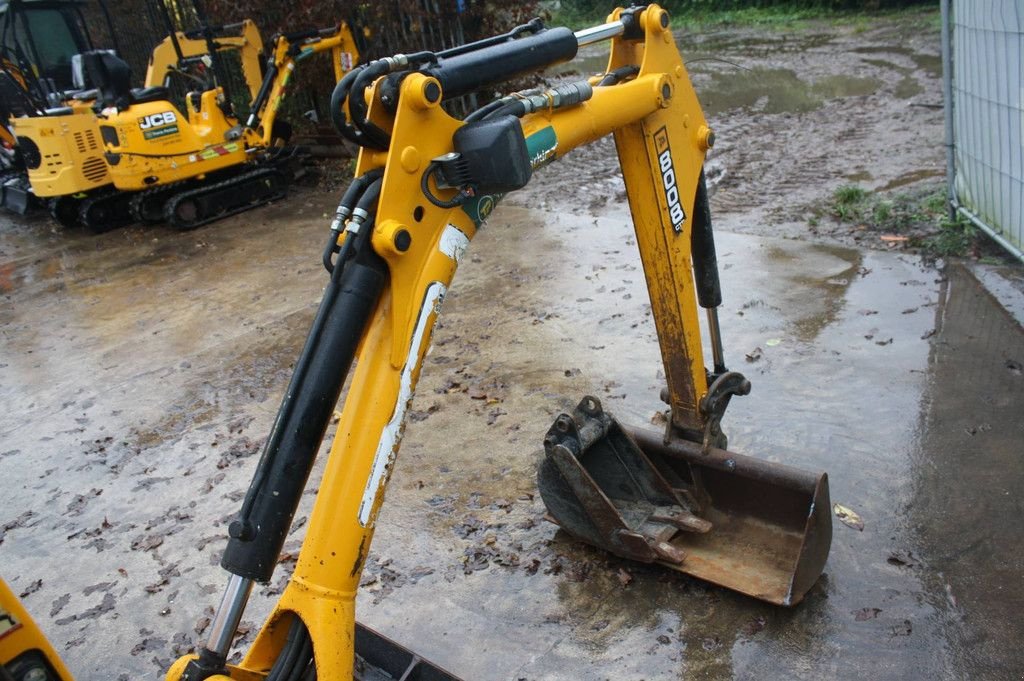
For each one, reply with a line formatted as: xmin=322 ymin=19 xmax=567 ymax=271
xmin=538 ymin=396 xmax=831 ymax=606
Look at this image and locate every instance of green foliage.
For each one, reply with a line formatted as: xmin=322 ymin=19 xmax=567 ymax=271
xmin=813 ymin=184 xmax=980 ymax=259
xmin=553 ymin=0 xmax=935 ymax=29
xmin=925 ymin=215 xmax=976 ymax=258
xmin=831 ymin=184 xmax=870 ymax=220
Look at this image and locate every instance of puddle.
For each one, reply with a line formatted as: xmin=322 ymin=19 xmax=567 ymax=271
xmin=846 ymin=170 xmax=874 ymax=183
xmin=878 ymin=168 xmax=945 ymax=191
xmin=851 ymin=45 xmax=943 ymax=78
xmin=358 ymin=207 xmax=1020 ymax=680
xmin=856 ymin=56 xmax=924 ymax=99
xmin=681 ymin=31 xmax=838 ymax=56
xmin=695 ymin=67 xmax=880 ymax=116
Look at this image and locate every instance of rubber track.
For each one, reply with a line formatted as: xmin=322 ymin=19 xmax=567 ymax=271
xmin=163 ymin=166 xmax=289 ymax=231
xmin=78 ymin=188 xmax=135 ymax=233
xmin=129 ymin=180 xmax=189 ymax=224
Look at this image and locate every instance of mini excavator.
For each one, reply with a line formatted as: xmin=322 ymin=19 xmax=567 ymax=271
xmin=0 ymin=0 xmax=269 ymax=223
xmin=80 ymin=3 xmax=360 ymax=231
xmin=0 ymin=5 xmax=832 ymax=680
xmin=10 ymin=15 xmax=269 ymax=226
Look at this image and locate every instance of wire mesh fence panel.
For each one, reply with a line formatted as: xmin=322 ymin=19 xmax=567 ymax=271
xmin=947 ymin=0 xmax=1024 ymax=261
xmin=79 ymin=0 xmax=192 ymax=83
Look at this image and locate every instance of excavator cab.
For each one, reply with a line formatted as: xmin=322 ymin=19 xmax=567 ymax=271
xmin=0 ymin=0 xmax=117 ymax=213
xmin=0 ymin=0 xmax=104 ymax=103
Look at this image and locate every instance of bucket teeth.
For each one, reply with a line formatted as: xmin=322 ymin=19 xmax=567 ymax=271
xmin=538 ymin=396 xmax=710 ymax=566
xmin=650 ymin=510 xmax=712 ymax=533
xmin=650 ymin=540 xmax=686 ymax=564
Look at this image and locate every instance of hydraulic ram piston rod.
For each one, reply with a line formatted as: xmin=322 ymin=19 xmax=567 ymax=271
xmin=574 ymin=21 xmax=625 ymax=47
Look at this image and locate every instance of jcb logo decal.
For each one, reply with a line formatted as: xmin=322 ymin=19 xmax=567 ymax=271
xmin=654 ymin=127 xmax=686 ymax=234
xmin=139 ymin=111 xmax=177 ymax=129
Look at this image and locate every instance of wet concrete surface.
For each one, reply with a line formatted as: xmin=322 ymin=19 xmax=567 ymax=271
xmin=2 ymin=9 xmax=1023 ymax=681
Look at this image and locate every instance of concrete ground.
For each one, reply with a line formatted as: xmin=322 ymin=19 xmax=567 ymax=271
xmin=2 ymin=9 xmax=1023 ymax=681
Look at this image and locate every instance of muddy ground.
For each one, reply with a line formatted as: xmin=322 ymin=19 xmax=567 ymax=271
xmin=2 ymin=9 xmax=1023 ymax=681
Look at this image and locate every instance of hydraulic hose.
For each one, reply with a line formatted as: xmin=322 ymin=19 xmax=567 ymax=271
xmin=322 ymin=168 xmax=383 ymax=273
xmin=597 ymin=64 xmax=640 ymax=86
xmin=336 ymin=51 xmax=438 ymax=150
xmin=329 ymin=66 xmax=363 ymax=144
xmin=346 ymin=61 xmax=396 ymax=150
xmin=420 ymin=161 xmax=474 ymax=209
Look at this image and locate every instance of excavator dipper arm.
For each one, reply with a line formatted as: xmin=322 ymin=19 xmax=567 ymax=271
xmin=168 ymin=5 xmax=830 ymax=681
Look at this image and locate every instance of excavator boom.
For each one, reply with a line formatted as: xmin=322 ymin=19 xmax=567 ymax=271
xmin=168 ymin=5 xmax=831 ymax=680
xmin=1 ymin=6 xmax=832 ymax=680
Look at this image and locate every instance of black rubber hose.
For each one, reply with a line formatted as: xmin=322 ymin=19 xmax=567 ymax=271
xmin=322 ymin=169 xmax=384 ymax=273
xmin=266 ymin=617 xmax=309 ymax=681
xmin=329 ymin=66 xmax=368 ymax=146
xmin=597 ymin=65 xmax=640 ymax=87
xmin=482 ymin=100 xmax=526 ymax=120
xmin=347 ymin=62 xmax=392 ymax=150
xmin=420 ymin=161 xmax=472 ymax=209
xmin=464 ymin=97 xmax=508 ymax=123
xmin=286 ymin=632 xmax=314 ymax=681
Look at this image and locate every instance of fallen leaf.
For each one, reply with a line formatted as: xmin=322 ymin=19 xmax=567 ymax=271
xmin=890 ymin=619 xmax=913 ymax=637
xmin=617 ymin=568 xmax=633 ymax=587
xmin=741 ymin=616 xmax=767 ymax=636
xmin=833 ymin=503 xmax=864 ymax=531
xmin=745 ymin=347 xmax=763 ymax=363
xmin=853 ymin=607 xmax=882 ymax=621
xmin=887 ymin=551 xmax=916 ymax=568
xmin=19 ymin=580 xmax=42 ymax=598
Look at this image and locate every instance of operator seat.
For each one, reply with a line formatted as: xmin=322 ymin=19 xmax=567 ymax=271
xmin=81 ymin=51 xmax=169 ymax=111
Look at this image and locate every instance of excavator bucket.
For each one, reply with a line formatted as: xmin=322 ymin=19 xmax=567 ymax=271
xmin=538 ymin=396 xmax=831 ymax=606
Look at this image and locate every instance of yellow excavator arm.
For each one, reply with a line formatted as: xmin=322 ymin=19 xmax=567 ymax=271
xmin=2 ymin=6 xmax=831 ymax=680
xmin=169 ymin=5 xmax=828 ymax=680
xmin=145 ymin=19 xmax=265 ymax=98
xmin=246 ymin=20 xmax=360 ymax=147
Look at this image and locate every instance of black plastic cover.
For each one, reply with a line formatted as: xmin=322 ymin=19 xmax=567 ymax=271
xmin=452 ymin=115 xmax=532 ymax=194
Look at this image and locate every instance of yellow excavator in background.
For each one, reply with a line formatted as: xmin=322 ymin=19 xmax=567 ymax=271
xmin=0 ymin=5 xmax=831 ymax=680
xmin=10 ymin=14 xmax=267 ymax=227
xmin=81 ymin=5 xmax=360 ymax=231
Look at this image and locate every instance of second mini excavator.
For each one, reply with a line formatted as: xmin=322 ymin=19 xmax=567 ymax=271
xmin=1 ymin=5 xmax=832 ymax=680
xmin=80 ymin=3 xmax=360 ymax=231
xmin=8 ymin=10 xmax=269 ymax=226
